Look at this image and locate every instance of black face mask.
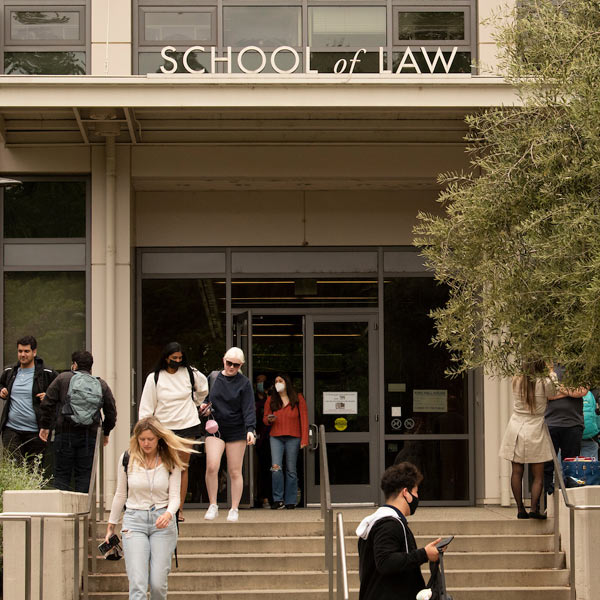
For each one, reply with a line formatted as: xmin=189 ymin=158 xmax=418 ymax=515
xmin=168 ymin=360 xmax=182 ymax=370
xmin=405 ymin=491 xmax=419 ymax=515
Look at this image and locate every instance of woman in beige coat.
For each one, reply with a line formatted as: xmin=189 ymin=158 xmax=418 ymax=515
xmin=499 ymin=360 xmax=554 ymax=519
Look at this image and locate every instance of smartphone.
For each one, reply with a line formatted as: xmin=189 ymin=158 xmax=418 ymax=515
xmin=267 ymin=414 xmax=276 ymax=421
xmin=435 ymin=535 xmax=454 ymax=550
xmin=98 ymin=534 xmax=120 ymax=554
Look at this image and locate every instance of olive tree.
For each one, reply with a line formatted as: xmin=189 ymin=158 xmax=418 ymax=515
xmin=414 ymin=0 xmax=600 ymax=385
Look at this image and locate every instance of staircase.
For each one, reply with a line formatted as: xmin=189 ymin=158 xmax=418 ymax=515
xmin=89 ymin=507 xmax=570 ymax=600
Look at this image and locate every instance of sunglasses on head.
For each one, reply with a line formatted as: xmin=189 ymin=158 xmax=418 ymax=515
xmin=226 ymin=360 xmax=241 ymax=368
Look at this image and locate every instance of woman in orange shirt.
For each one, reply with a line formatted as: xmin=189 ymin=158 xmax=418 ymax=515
xmin=263 ymin=374 xmax=309 ymax=509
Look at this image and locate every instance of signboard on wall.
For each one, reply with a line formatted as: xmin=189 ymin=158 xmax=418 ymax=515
xmin=323 ymin=392 xmax=358 ymax=415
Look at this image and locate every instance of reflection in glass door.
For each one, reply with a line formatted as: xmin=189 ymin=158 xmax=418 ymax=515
xmin=306 ymin=315 xmax=378 ymax=504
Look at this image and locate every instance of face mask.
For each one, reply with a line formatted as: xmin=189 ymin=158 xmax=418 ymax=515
xmin=256 ymin=382 xmax=264 ymax=393
xmin=405 ymin=491 xmax=419 ymax=515
xmin=275 ymin=382 xmax=285 ymax=393
xmin=168 ymin=359 xmax=181 ymax=370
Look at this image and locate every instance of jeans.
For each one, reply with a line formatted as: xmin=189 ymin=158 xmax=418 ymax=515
xmin=270 ymin=435 xmax=301 ymax=505
xmin=54 ymin=430 xmax=96 ymax=493
xmin=544 ymin=425 xmax=583 ymax=493
xmin=121 ymin=507 xmax=177 ymax=600
xmin=580 ymin=438 xmax=599 ymax=460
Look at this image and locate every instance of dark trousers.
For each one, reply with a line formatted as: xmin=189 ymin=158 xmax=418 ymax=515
xmin=2 ymin=427 xmax=46 ymax=463
xmin=54 ymin=430 xmax=96 ymax=493
xmin=544 ymin=425 xmax=583 ymax=493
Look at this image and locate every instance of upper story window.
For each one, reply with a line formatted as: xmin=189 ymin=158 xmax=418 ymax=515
xmin=1 ymin=2 xmax=88 ymax=74
xmin=134 ymin=1 xmax=476 ymax=75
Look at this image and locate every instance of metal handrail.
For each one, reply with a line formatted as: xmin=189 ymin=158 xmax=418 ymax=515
xmin=335 ymin=512 xmax=350 ymax=600
xmin=545 ymin=424 xmax=600 ymax=600
xmin=0 ymin=426 xmax=104 ymax=600
xmin=319 ymin=424 xmax=334 ymax=600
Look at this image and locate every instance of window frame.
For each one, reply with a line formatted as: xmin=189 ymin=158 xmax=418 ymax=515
xmin=139 ymin=5 xmax=217 ymax=47
xmin=392 ymin=5 xmax=470 ymax=47
xmin=4 ymin=5 xmax=85 ymax=46
xmin=1 ymin=0 xmax=90 ymax=74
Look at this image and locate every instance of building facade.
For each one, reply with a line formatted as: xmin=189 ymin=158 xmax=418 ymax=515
xmin=0 ymin=0 xmax=517 ymax=507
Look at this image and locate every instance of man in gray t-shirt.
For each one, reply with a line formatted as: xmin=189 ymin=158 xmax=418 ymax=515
xmin=544 ymin=365 xmax=587 ymax=494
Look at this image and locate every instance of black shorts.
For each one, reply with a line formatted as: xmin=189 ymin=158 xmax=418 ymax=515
xmin=206 ymin=424 xmax=247 ymax=443
xmin=171 ymin=424 xmax=202 ymax=440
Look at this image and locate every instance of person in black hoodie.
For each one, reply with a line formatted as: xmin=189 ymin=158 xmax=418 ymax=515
xmin=0 ymin=335 xmax=57 ymax=462
xmin=356 ymin=462 xmax=441 ymax=600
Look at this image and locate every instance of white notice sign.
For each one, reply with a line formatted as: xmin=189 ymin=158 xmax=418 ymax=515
xmin=323 ymin=392 xmax=358 ymax=415
xmin=413 ymin=390 xmax=448 ymax=413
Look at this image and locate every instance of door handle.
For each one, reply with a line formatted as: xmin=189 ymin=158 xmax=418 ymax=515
xmin=308 ymin=424 xmax=319 ymax=451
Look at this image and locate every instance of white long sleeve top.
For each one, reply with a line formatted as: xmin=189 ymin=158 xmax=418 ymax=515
xmin=108 ymin=452 xmax=182 ymax=524
xmin=138 ymin=367 xmax=208 ymax=430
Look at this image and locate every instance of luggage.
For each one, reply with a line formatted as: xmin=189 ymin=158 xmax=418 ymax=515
xmin=562 ymin=457 xmax=600 ymax=487
xmin=417 ymin=537 xmax=454 ymax=600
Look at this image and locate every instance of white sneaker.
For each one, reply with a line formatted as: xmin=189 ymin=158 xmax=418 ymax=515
xmin=204 ymin=504 xmax=218 ymax=520
xmin=227 ymin=508 xmax=239 ymax=522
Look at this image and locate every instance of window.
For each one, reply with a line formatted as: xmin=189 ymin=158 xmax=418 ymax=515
xmin=139 ymin=7 xmax=216 ymax=45
xmin=2 ymin=3 xmax=88 ymax=74
xmin=224 ymin=6 xmax=301 ymax=48
xmin=393 ymin=7 xmax=469 ymax=44
xmin=308 ymin=6 xmax=386 ymax=48
xmin=1 ymin=178 xmax=89 ymax=371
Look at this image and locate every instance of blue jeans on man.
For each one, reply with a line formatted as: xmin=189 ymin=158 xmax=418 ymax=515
xmin=54 ymin=430 xmax=96 ymax=493
xmin=270 ymin=435 xmax=301 ymax=506
xmin=121 ymin=507 xmax=177 ymax=600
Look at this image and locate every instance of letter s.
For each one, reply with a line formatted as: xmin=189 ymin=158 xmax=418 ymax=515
xmin=160 ymin=46 xmax=178 ymax=74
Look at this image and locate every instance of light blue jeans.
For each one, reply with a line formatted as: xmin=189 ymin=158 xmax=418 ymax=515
xmin=270 ymin=435 xmax=301 ymax=505
xmin=121 ymin=507 xmax=177 ymax=600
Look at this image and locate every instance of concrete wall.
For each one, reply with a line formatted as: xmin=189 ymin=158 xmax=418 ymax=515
xmin=555 ymin=486 xmax=600 ymax=600
xmin=3 ymin=490 xmax=88 ymax=600
xmin=91 ymin=0 xmax=132 ymax=76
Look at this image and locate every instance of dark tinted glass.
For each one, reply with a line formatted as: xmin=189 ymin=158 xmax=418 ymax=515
xmin=4 ymin=181 xmax=86 ymax=238
xmin=10 ymin=10 xmax=80 ymax=41
xmin=4 ymin=51 xmax=85 ymax=74
xmin=384 ymin=278 xmax=467 ymax=435
xmin=232 ymin=51 xmax=302 ymax=74
xmin=397 ymin=11 xmax=465 ymax=41
xmin=224 ymin=7 xmax=301 ymax=47
xmin=385 ymin=439 xmax=469 ymax=501
xmin=316 ymin=443 xmax=369 ymax=485
xmin=231 ymin=279 xmax=377 ymax=309
xmin=4 ymin=271 xmax=85 ymax=371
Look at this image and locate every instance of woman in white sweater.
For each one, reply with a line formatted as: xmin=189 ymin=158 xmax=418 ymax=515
xmin=138 ymin=342 xmax=208 ymax=521
xmin=105 ymin=417 xmax=196 ymax=600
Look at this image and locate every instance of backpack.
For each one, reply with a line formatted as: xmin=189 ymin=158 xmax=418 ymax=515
xmin=62 ymin=371 xmax=103 ymax=426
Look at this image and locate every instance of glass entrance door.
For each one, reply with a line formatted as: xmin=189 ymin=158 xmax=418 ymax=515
xmin=305 ymin=315 xmax=378 ymax=504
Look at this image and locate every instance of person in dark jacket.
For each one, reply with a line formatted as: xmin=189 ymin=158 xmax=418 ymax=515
xmin=356 ymin=462 xmax=441 ymax=600
xmin=39 ymin=350 xmax=117 ymax=492
xmin=0 ymin=335 xmax=57 ymax=462
xmin=200 ymin=347 xmax=256 ymax=523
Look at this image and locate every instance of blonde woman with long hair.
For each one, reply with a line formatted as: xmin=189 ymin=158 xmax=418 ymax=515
xmin=499 ymin=360 xmax=554 ymax=519
xmin=105 ymin=417 xmax=197 ymax=600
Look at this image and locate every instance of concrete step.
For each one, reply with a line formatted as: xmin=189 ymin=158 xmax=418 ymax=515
xmin=88 ymin=589 xmax=570 ymax=600
xmin=89 ymin=569 xmax=569 ymax=592
xmin=92 ymin=550 xmax=565 ymax=573
xmin=96 ymin=517 xmax=553 ymax=537
xmin=102 ymin=533 xmax=555 ymax=554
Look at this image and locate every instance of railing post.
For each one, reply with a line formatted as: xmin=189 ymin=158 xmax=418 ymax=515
xmin=39 ymin=517 xmax=45 ymax=600
xmin=336 ymin=512 xmax=349 ymax=600
xmin=74 ymin=517 xmax=80 ymax=600
xmin=25 ymin=517 xmax=32 ymax=600
xmin=569 ymin=508 xmax=576 ymax=600
xmin=553 ymin=487 xmax=560 ymax=568
xmin=326 ymin=508 xmax=334 ymax=600
xmin=82 ymin=515 xmax=89 ymax=600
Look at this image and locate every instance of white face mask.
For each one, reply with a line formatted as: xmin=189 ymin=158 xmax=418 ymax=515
xmin=275 ymin=381 xmax=286 ymax=393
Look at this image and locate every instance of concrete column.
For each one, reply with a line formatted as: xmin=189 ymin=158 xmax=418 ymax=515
xmin=91 ymin=143 xmax=133 ymax=506
xmin=91 ymin=0 xmax=132 ymax=76
xmin=477 ymin=0 xmax=515 ymax=76
xmin=483 ymin=374 xmax=512 ymax=504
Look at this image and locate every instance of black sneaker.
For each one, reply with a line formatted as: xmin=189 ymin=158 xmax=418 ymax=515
xmin=285 ymin=504 xmax=296 ymax=510
xmin=271 ymin=501 xmax=285 ymax=510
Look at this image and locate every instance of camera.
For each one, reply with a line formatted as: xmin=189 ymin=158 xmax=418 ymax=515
xmin=98 ymin=533 xmax=121 ymax=555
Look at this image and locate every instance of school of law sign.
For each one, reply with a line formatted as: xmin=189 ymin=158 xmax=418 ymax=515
xmin=159 ymin=45 xmax=460 ymax=75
